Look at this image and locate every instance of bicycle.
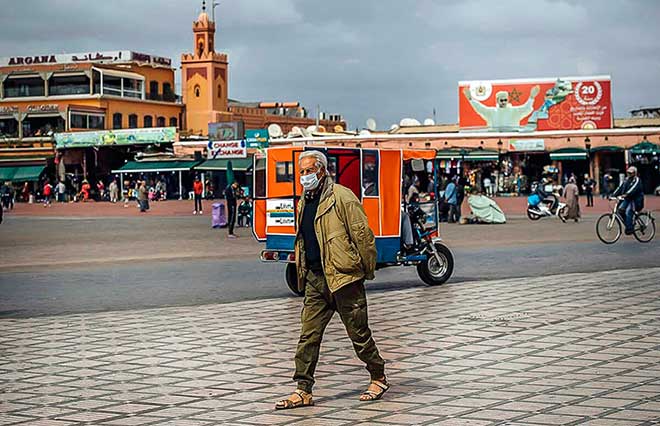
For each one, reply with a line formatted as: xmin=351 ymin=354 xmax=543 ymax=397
xmin=596 ymin=197 xmax=655 ymax=244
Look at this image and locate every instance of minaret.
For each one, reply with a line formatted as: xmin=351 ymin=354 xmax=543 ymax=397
xmin=181 ymin=0 xmax=231 ymax=135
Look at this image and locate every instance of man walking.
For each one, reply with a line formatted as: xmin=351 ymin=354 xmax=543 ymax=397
xmin=444 ymin=177 xmax=458 ymax=223
xmin=275 ymin=150 xmax=387 ymax=410
xmin=193 ymin=176 xmax=203 ymax=215
xmin=224 ymin=181 xmax=239 ymax=238
xmin=55 ymin=180 xmax=66 ymax=203
xmin=42 ymin=180 xmax=53 ymax=207
xmin=109 ymin=179 xmax=119 ymax=203
xmin=138 ymin=180 xmax=149 ymax=213
xmin=582 ymin=174 xmax=595 ymax=207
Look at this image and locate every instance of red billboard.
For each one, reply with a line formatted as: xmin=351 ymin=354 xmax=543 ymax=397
xmin=458 ymin=76 xmax=612 ymax=132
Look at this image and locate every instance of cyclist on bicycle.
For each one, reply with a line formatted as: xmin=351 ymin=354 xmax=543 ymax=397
xmin=612 ymin=166 xmax=644 ymax=235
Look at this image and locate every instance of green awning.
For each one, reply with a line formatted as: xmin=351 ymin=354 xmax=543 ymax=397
xmin=0 ymin=165 xmax=46 ymax=182
xmin=194 ymin=158 xmax=253 ymax=171
xmin=550 ymin=148 xmax=587 ymax=161
xmin=436 ymin=150 xmax=464 ymax=160
xmin=437 ymin=149 xmax=498 ymax=162
xmin=111 ymin=160 xmax=200 ymax=174
xmin=464 ymin=150 xmax=499 ymax=162
xmin=591 ymin=145 xmax=623 ymax=153
xmin=629 ymin=141 xmax=659 ymax=155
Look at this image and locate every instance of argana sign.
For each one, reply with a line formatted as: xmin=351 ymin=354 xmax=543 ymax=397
xmin=458 ymin=75 xmax=612 ymax=132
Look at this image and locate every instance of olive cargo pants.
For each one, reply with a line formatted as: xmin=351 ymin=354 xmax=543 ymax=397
xmin=294 ymin=270 xmax=385 ymax=393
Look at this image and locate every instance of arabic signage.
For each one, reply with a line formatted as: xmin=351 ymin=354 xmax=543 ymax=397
xmin=458 ymin=76 xmax=612 ymax=132
xmin=266 ymin=199 xmax=295 ymax=226
xmin=208 ymin=121 xmax=245 ymax=141
xmin=245 ymin=129 xmax=269 ymax=148
xmin=508 ymin=139 xmax=545 ymax=152
xmin=0 ymin=51 xmax=172 ymax=67
xmin=207 ymin=140 xmax=247 ymax=159
xmin=55 ymin=127 xmax=177 ymax=148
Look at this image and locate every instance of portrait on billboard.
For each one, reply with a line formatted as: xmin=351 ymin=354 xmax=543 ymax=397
xmin=463 ymin=83 xmax=540 ymax=132
xmin=458 ymin=76 xmax=612 ymax=132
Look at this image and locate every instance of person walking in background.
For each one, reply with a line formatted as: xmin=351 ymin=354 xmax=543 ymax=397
xmin=80 ymin=180 xmax=91 ymax=202
xmin=224 ymin=181 xmax=239 ymax=238
xmin=56 ymin=180 xmax=66 ymax=203
xmin=444 ymin=177 xmax=458 ymax=223
xmin=582 ymin=174 xmax=595 ymax=207
xmin=483 ymin=176 xmax=493 ymax=197
xmin=1 ymin=181 xmax=12 ymax=210
xmin=138 ymin=180 xmax=149 ymax=213
xmin=564 ymin=176 xmax=580 ymax=222
xmin=21 ymin=182 xmax=30 ymax=202
xmin=455 ymin=176 xmax=465 ymax=222
xmin=193 ymin=176 xmax=203 ymax=215
xmin=96 ymin=180 xmax=105 ymax=201
xmin=601 ymin=173 xmax=611 ymax=199
xmin=109 ymin=179 xmax=119 ymax=203
xmin=42 ymin=180 xmax=53 ymax=207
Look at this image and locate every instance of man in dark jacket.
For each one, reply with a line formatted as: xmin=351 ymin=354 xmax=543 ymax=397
xmin=224 ymin=181 xmax=239 ymax=238
xmin=612 ymin=166 xmax=644 ymax=234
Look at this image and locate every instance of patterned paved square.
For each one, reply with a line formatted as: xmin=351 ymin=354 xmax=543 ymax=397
xmin=1 ymin=268 xmax=659 ymax=425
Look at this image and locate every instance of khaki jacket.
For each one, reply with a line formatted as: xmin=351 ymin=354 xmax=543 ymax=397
xmin=295 ymin=178 xmax=377 ymax=293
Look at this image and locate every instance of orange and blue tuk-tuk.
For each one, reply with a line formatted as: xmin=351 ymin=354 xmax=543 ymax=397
xmin=252 ymin=145 xmax=454 ymax=296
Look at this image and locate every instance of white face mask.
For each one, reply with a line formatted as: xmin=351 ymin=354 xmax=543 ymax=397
xmin=300 ymin=172 xmax=321 ymax=191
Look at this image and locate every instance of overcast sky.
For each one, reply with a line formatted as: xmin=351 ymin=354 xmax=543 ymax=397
xmin=1 ymin=0 xmax=659 ymax=129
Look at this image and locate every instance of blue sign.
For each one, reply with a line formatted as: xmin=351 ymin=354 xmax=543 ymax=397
xmin=245 ymin=129 xmax=269 ymax=148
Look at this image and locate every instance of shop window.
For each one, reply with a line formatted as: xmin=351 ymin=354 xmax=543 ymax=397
xmin=144 ymin=115 xmax=153 ymax=128
xmin=70 ymin=113 xmax=87 ymax=129
xmin=92 ymin=70 xmax=101 ymax=94
xmin=276 ymin=161 xmax=294 ymax=183
xmin=156 ymin=116 xmax=166 ymax=127
xmin=4 ymin=76 xmax=45 ymax=97
xmin=49 ymin=73 xmax=90 ymax=96
xmin=112 ymin=113 xmax=123 ymax=129
xmin=0 ymin=118 xmax=19 ymax=137
xmin=128 ymin=114 xmax=138 ymax=129
xmin=169 ymin=117 xmax=177 ymax=128
xmin=362 ymin=150 xmax=379 ymax=196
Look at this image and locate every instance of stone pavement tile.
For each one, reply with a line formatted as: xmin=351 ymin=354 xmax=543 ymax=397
xmin=578 ymin=420 xmax=643 ymax=426
xmin=285 ymin=418 xmax=351 ymax=426
xmin=426 ymin=419 xmax=491 ymax=426
xmin=601 ymin=410 xmax=660 ymax=422
xmin=98 ymin=416 xmax=168 ymax=425
xmin=377 ymin=413 xmax=440 ymax=424
xmin=518 ymin=413 xmax=587 ymax=424
xmin=56 ymin=411 xmax=120 ymax=422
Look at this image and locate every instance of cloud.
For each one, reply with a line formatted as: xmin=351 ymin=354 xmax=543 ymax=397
xmin=0 ymin=0 xmax=659 ymax=128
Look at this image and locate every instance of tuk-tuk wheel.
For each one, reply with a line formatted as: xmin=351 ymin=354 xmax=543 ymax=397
xmin=285 ymin=263 xmax=304 ymax=297
xmin=416 ymin=242 xmax=454 ymax=286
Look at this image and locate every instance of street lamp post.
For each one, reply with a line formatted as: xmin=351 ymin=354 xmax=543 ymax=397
xmin=585 ymin=136 xmax=592 ymax=178
xmin=497 ymin=139 xmax=503 ymax=195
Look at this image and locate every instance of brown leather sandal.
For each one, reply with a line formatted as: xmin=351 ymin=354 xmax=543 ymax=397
xmin=359 ymin=378 xmax=390 ymax=401
xmin=274 ymin=389 xmax=314 ymax=410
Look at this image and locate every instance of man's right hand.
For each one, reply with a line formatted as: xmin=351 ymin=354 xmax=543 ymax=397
xmin=463 ymin=87 xmax=472 ymax=101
